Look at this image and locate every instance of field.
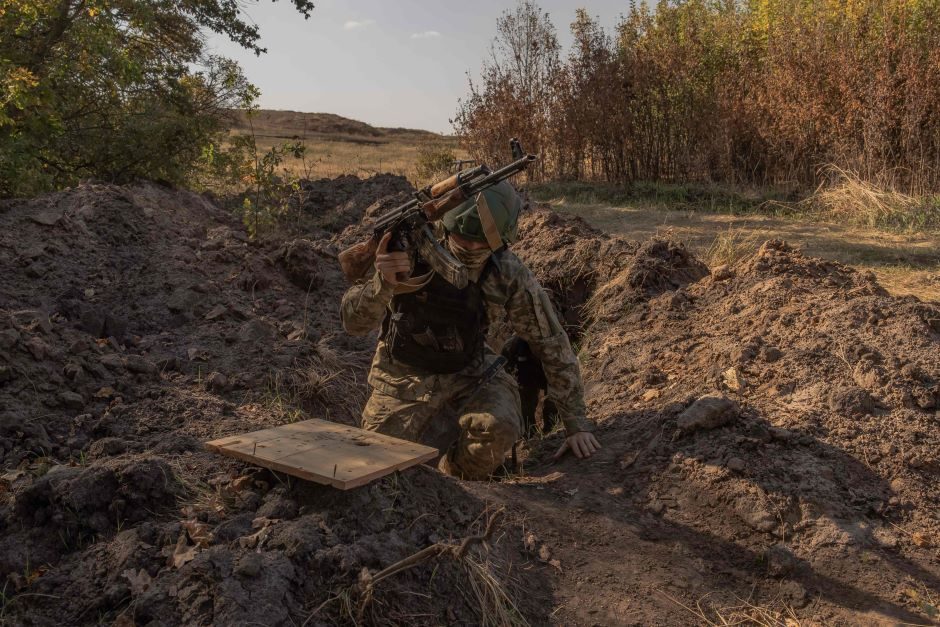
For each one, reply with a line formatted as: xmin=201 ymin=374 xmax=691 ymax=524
xmin=532 ymin=188 xmax=940 ymax=303
xmin=230 ymin=113 xmax=939 ymax=303
xmin=227 ymin=109 xmax=462 ymax=181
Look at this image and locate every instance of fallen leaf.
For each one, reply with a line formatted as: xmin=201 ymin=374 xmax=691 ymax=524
xmin=912 ymin=532 xmax=932 ymax=548
xmin=251 ymin=516 xmax=280 ymax=529
xmin=95 ymin=386 xmax=116 ymax=399
xmin=620 ymin=451 xmax=639 ymax=469
xmin=170 ymin=534 xmax=198 ymax=569
xmin=123 ymin=568 xmax=152 ymax=596
xmin=239 ymin=517 xmax=281 ymax=550
xmin=538 ymin=545 xmax=552 ymax=562
xmin=523 ymin=532 xmax=539 ymax=552
xmin=239 ymin=527 xmax=271 ymax=550
xmin=231 ymin=475 xmax=253 ymax=492
xmin=182 ymin=519 xmax=214 ymax=548
xmin=641 ymin=389 xmax=661 ymax=402
xmin=549 ymin=559 xmax=563 ymax=572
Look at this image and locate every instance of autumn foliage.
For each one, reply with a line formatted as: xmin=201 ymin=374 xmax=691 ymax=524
xmin=455 ymin=1 xmax=940 ymax=194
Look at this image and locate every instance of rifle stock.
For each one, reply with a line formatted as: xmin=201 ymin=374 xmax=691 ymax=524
xmin=421 ymin=187 xmax=469 ymax=221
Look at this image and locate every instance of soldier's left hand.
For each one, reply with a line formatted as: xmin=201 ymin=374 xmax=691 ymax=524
xmin=552 ymin=431 xmax=601 ymax=461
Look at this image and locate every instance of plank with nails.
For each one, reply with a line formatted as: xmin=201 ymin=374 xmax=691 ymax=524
xmin=205 ymin=419 xmax=439 ymax=489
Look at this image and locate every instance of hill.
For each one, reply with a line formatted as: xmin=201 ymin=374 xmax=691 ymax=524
xmin=228 ymin=109 xmax=443 ymax=144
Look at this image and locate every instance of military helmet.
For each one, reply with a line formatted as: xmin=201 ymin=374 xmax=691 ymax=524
xmin=441 ymin=179 xmax=522 ymax=246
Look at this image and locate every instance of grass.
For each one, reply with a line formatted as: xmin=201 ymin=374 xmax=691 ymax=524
xmin=536 ymin=182 xmax=940 ymax=302
xmin=804 ymin=165 xmax=940 ymax=232
xmin=245 ymin=134 xmax=461 ymax=183
xmin=258 ymin=338 xmax=367 ymax=424
xmin=657 ymin=588 xmax=803 ymax=627
xmin=530 ymin=180 xmax=795 ymax=216
xmin=704 ymin=227 xmax=762 ymax=268
xmin=227 ymin=109 xmax=463 ymax=184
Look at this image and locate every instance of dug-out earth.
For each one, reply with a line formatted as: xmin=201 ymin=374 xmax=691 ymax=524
xmin=0 ymin=177 xmax=937 ymax=625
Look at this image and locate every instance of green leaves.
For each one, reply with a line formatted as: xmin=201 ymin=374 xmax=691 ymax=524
xmin=0 ymin=0 xmax=315 ymax=197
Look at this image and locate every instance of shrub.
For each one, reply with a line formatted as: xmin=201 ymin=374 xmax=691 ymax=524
xmin=0 ymin=0 xmax=314 ymax=198
xmin=415 ymin=146 xmax=457 ymax=185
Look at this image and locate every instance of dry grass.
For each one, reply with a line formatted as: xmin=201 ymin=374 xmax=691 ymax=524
xmin=541 ymin=197 xmax=940 ymax=302
xmin=704 ymin=227 xmax=761 ymax=268
xmin=227 ymin=109 xmax=463 ymax=185
xmin=253 ymin=335 xmax=367 ymax=426
xmin=245 ymin=134 xmax=461 ymax=183
xmin=261 ymin=339 xmax=368 ymax=424
xmin=804 ymin=165 xmax=940 ymax=231
xmin=461 ymin=555 xmax=530 ymax=627
xmin=657 ymin=589 xmax=802 ymax=627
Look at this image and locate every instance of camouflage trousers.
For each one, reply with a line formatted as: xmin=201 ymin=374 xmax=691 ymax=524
xmin=361 ymin=363 xmax=522 ymax=480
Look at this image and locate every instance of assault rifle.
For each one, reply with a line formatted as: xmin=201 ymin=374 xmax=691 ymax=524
xmin=337 ymin=139 xmax=536 ymax=289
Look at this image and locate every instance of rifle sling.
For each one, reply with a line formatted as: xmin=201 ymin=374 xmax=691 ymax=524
xmin=475 ymin=192 xmax=505 ymax=251
xmin=392 ymin=270 xmax=434 ymax=295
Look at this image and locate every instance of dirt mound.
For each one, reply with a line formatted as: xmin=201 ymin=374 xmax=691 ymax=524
xmin=0 ymin=179 xmax=547 ymax=625
xmin=2 ymin=178 xmax=939 ymax=625
xmin=510 ymin=207 xmax=638 ymax=333
xmin=295 ymin=173 xmax=413 ymax=232
xmin=497 ymin=229 xmax=939 ymax=624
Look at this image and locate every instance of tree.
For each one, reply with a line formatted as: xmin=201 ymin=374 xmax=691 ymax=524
xmin=454 ymin=0 xmax=559 ymax=181
xmin=0 ymin=0 xmax=314 ymax=197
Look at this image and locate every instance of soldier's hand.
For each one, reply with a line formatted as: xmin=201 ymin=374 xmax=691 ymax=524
xmin=375 ymin=232 xmax=411 ymax=285
xmin=552 ymin=431 xmax=601 ymax=461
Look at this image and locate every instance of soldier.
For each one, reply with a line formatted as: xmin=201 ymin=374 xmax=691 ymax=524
xmin=341 ymin=180 xmax=600 ymax=480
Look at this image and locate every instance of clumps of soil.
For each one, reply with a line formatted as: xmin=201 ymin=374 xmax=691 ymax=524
xmin=3 ymin=176 xmax=939 ymax=625
xmin=294 ymin=173 xmax=414 ymax=232
xmin=0 ymin=177 xmax=548 ymax=625
xmin=511 ymin=219 xmax=939 ymax=624
xmin=510 ymin=207 xmax=638 ymax=333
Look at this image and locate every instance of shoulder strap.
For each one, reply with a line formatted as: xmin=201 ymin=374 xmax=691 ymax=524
xmin=475 ymin=192 xmax=505 ymax=252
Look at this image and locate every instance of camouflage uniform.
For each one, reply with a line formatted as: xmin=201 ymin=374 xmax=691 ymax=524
xmin=341 ymin=249 xmax=592 ymax=480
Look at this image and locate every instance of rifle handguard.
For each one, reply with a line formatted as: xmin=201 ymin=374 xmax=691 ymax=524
xmin=429 ymin=174 xmax=459 ymax=198
xmin=422 ymin=188 xmax=468 ymax=222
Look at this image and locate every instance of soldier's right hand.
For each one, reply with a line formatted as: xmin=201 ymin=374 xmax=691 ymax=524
xmin=375 ymin=232 xmax=412 ymax=285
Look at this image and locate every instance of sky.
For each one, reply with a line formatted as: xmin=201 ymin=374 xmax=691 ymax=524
xmin=203 ymin=1 xmax=627 ymax=133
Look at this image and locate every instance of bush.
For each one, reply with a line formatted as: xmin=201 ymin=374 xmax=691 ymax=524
xmin=415 ymin=146 xmax=457 ymax=185
xmin=0 ymin=0 xmax=314 ymax=198
xmin=457 ymin=1 xmax=940 ymax=195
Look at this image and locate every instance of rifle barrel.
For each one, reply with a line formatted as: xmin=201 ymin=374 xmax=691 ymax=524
xmin=466 ymin=154 xmax=536 ymax=194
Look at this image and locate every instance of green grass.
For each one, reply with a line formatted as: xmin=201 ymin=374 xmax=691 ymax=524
xmin=529 ymin=180 xmax=797 ymax=216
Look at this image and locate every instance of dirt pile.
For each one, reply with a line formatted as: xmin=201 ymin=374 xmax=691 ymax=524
xmin=294 ymin=173 xmax=413 ymax=232
xmin=493 ymin=210 xmax=940 ymax=624
xmin=0 ymin=178 xmax=547 ymax=625
xmin=2 ymin=180 xmax=938 ymax=625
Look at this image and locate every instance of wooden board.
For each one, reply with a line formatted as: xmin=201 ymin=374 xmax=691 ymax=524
xmin=205 ymin=419 xmax=439 ymax=490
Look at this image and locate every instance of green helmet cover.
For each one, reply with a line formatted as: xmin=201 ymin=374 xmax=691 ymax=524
xmin=441 ymin=180 xmax=521 ymax=245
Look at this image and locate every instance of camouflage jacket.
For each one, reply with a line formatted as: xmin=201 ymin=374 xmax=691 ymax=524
xmin=340 ymin=249 xmax=593 ymax=435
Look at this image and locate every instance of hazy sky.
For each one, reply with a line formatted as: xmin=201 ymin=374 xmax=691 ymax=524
xmin=204 ymin=1 xmax=626 ymax=133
